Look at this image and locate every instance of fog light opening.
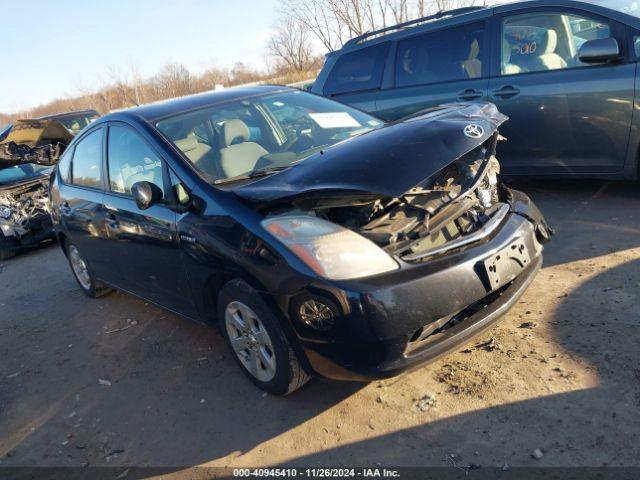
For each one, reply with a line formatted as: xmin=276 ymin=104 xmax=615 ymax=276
xmin=299 ymin=299 xmax=335 ymax=332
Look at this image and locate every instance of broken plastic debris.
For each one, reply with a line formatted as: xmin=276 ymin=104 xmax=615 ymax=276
xmin=532 ymin=448 xmax=544 ymax=459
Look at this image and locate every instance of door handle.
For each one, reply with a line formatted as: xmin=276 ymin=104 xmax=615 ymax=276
xmin=105 ymin=213 xmax=119 ymax=230
xmin=492 ymin=85 xmax=521 ymax=99
xmin=60 ymin=201 xmax=71 ymax=215
xmin=458 ymin=88 xmax=484 ymax=101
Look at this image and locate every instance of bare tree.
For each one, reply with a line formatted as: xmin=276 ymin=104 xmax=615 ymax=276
xmin=281 ymin=0 xmax=346 ymax=51
xmin=153 ymin=63 xmax=193 ymax=99
xmin=280 ymin=0 xmax=485 ymax=52
xmin=267 ymin=17 xmax=314 ymax=72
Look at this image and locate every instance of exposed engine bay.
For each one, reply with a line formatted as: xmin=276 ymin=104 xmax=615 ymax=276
xmin=0 ymin=119 xmax=72 ymax=167
xmin=264 ymin=135 xmax=505 ymax=262
xmin=0 ymin=179 xmax=51 ymax=238
xmin=0 ymin=141 xmax=65 ymax=166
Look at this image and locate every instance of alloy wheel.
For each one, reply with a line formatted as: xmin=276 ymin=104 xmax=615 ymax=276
xmin=69 ymin=245 xmax=92 ymax=290
xmin=224 ymin=301 xmax=277 ymax=382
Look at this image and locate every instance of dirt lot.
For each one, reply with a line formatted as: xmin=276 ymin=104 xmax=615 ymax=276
xmin=1 ymin=179 xmax=639 ymax=470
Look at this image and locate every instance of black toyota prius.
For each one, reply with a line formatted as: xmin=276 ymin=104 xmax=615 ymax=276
xmin=50 ymin=85 xmax=552 ymax=395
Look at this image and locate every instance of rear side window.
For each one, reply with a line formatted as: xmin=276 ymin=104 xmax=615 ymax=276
xmin=71 ymin=129 xmax=103 ymax=189
xmin=324 ymin=42 xmax=390 ymax=95
xmin=395 ymin=22 xmax=486 ymax=88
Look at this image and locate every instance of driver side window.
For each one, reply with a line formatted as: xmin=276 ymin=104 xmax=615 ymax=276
xmin=501 ymin=12 xmax=611 ymax=75
xmin=107 ymin=125 xmax=165 ymax=197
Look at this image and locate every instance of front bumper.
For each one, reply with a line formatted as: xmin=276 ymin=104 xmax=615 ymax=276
xmin=291 ymin=189 xmax=549 ymax=381
xmin=0 ymin=214 xmax=54 ymax=253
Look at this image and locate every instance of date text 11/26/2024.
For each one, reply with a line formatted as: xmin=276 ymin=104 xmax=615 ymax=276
xmin=233 ymin=468 xmax=401 ymax=478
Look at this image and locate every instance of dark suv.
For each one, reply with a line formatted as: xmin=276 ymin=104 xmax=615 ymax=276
xmin=312 ymin=0 xmax=640 ymax=179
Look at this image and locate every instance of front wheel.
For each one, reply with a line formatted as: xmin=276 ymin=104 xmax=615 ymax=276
xmin=218 ymin=279 xmax=310 ymax=395
xmin=66 ymin=241 xmax=112 ymax=298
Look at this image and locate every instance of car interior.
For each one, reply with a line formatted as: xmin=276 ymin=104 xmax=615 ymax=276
xmin=395 ymin=23 xmax=485 ymax=86
xmin=157 ymin=94 xmax=375 ymax=183
xmin=159 ymin=104 xmax=279 ymax=181
xmin=502 ymin=13 xmax=611 ymax=75
xmin=108 ymin=127 xmax=164 ymax=195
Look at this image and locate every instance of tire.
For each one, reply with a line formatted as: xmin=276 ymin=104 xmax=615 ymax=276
xmin=65 ymin=240 xmax=112 ymax=298
xmin=218 ymin=279 xmax=310 ymax=395
xmin=0 ymin=248 xmax=16 ymax=261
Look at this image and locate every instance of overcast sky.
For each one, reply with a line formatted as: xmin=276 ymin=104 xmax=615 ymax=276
xmin=0 ymin=0 xmax=278 ymax=113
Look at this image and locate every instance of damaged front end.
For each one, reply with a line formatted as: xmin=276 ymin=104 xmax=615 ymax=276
xmin=0 ymin=119 xmax=70 ymax=257
xmin=0 ymin=178 xmax=51 ymax=239
xmin=310 ymin=139 xmax=505 ymax=262
xmin=236 ymin=102 xmax=551 ymax=265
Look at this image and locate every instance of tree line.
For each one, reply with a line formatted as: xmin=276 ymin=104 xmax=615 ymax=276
xmin=1 ymin=0 xmax=481 ymax=124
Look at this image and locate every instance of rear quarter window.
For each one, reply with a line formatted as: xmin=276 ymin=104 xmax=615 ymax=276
xmin=56 ymin=146 xmax=73 ymax=183
xmin=324 ymin=42 xmax=390 ymax=96
xmin=71 ymin=129 xmax=103 ymax=189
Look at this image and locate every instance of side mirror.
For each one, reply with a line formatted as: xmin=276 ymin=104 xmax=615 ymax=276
xmin=131 ymin=181 xmax=163 ymax=210
xmin=578 ymin=37 xmax=620 ymax=64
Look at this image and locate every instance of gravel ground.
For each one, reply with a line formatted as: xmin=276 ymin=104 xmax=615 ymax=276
xmin=0 ymin=179 xmax=639 ymax=470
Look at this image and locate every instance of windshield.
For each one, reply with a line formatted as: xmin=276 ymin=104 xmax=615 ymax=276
xmin=0 ymin=164 xmax=50 ymax=185
xmin=156 ymin=90 xmax=383 ymax=183
xmin=594 ymin=0 xmax=640 ymax=16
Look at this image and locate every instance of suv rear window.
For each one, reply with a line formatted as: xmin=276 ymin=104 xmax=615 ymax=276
xmin=324 ymin=42 xmax=390 ymax=96
xmin=395 ymin=22 xmax=486 ymax=87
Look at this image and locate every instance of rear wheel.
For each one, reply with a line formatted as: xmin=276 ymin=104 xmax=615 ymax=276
xmin=218 ymin=279 xmax=310 ymax=395
xmin=66 ymin=241 xmax=112 ymax=298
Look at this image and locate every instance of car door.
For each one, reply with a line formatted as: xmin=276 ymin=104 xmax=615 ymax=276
xmin=102 ymin=122 xmax=197 ymax=317
xmin=321 ymin=42 xmax=390 ymax=113
xmin=488 ymin=8 xmax=635 ymax=174
xmin=375 ymin=20 xmax=490 ymax=121
xmin=59 ymin=127 xmax=112 ymax=280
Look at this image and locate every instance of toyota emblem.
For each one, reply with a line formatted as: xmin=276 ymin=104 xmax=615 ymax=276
xmin=464 ymin=124 xmax=484 ymax=139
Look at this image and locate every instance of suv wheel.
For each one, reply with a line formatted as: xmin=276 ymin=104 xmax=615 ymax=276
xmin=218 ymin=279 xmax=310 ymax=395
xmin=66 ymin=241 xmax=112 ymax=298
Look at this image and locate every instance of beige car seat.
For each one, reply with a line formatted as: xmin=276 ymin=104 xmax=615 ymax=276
xmin=514 ymin=28 xmax=567 ymax=72
xmin=462 ymin=39 xmax=482 ymax=79
xmin=502 ymin=39 xmax=522 ymax=75
xmin=174 ymin=132 xmax=217 ymax=176
xmin=218 ymin=119 xmax=267 ymax=178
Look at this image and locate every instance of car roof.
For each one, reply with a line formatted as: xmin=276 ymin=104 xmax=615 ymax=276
xmin=335 ymin=0 xmax=639 ymax=53
xmin=100 ymin=85 xmax=292 ymax=124
xmin=36 ymin=109 xmax=99 ymax=120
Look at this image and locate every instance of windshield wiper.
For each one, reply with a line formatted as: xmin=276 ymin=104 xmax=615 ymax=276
xmin=214 ymin=165 xmax=291 ymax=184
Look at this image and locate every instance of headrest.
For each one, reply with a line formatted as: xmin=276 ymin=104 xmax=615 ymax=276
xmin=541 ymin=29 xmax=558 ymax=54
xmin=174 ymin=136 xmax=199 ymax=153
xmin=502 ymin=38 xmax=512 ymax=63
xmin=222 ymin=119 xmax=250 ymax=147
xmin=468 ymin=39 xmax=480 ymax=60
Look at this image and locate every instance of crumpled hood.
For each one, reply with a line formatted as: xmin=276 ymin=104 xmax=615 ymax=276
xmin=233 ymin=102 xmax=507 ymax=204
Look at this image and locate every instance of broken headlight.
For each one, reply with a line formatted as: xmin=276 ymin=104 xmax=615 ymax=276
xmin=0 ymin=205 xmax=12 ymax=219
xmin=262 ymin=215 xmax=399 ymax=280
